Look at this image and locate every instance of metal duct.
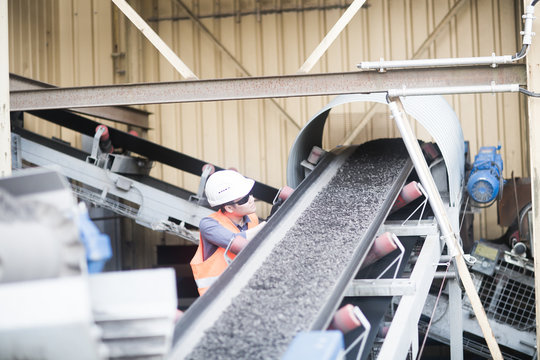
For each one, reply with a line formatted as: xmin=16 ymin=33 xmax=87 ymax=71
xmin=287 ymin=93 xmax=465 ymax=207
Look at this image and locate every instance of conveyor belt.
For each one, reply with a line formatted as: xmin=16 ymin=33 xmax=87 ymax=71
xmin=24 ymin=110 xmax=279 ymax=203
xmin=170 ymin=138 xmax=413 ymax=360
xmin=13 ymin=127 xmax=195 ymax=201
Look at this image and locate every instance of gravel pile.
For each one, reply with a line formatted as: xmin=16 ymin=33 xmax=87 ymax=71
xmin=187 ymin=139 xmax=410 ymax=360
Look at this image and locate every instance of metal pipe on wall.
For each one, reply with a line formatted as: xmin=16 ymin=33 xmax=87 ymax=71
xmin=359 ymin=55 xmax=514 ymax=70
xmin=358 ymin=2 xmax=537 ymax=71
xmin=387 ymin=83 xmax=520 ymax=97
xmin=341 ymin=0 xmax=470 ymax=146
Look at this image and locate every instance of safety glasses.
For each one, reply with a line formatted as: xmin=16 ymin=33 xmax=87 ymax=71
xmin=232 ymin=192 xmax=252 ymax=206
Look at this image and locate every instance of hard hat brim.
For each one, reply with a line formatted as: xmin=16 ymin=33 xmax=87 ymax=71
xmin=206 ymin=175 xmax=255 ymax=207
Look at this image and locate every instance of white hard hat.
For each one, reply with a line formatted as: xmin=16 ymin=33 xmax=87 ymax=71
xmin=205 ymin=170 xmax=255 ymax=207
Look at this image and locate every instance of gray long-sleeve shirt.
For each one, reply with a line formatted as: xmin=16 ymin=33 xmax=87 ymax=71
xmin=198 ymin=215 xmax=252 ymax=260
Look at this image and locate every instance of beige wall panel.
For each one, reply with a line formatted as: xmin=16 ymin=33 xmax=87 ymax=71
xmin=261 ymin=13 xmax=280 ymax=74
xmin=9 ymin=1 xmax=38 ymax=137
xmin=8 ymin=0 xmax=528 ymax=242
xmin=260 ymin=14 xmax=287 ymax=186
xmin=408 ymin=0 xmax=432 ymax=141
xmin=215 ymin=17 xmax=246 ymax=181
xmin=179 ymin=101 xmax=203 ymax=191
xmin=388 ymin=0 xmax=407 ymax=60
xmin=198 ymin=19 xmax=218 ymax=78
xmin=342 ymin=9 xmax=371 ymax=146
xmin=72 ymin=1 xmax=93 ymax=85
xmin=281 ymin=11 xmax=306 ymax=131
xmin=239 ymin=16 xmax=264 ymax=179
xmin=324 ymin=9 xmax=348 ymax=146
xmin=160 ymin=1 xmax=186 ymax=187
xmin=13 ymin=1 xmax=31 ymax=78
xmin=151 ymin=1 xmax=176 ymax=182
xmin=242 ymin=99 xmax=264 ymax=177
xmin=454 ymin=3 xmax=478 ymax=149
xmin=57 ymin=0 xmax=78 ymax=147
xmin=387 ymin=0 xmax=408 ymax=139
xmin=362 ymin=0 xmax=391 ymax=140
xmin=432 ymin=1 xmax=453 ymax=56
xmin=216 ymin=17 xmax=244 ymax=172
xmin=93 ymin=0 xmax=115 ymax=84
xmin=300 ymin=8 xmax=324 ymax=74
xmin=410 ymin=0 xmax=429 ymax=56
xmin=198 ymin=20 xmax=226 ymax=168
xmin=11 ymin=1 xmax=57 ymax=139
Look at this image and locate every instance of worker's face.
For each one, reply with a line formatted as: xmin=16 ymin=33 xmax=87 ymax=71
xmin=230 ymin=194 xmax=256 ymax=215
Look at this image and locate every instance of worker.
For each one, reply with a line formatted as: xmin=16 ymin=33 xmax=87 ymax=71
xmin=191 ymin=170 xmax=266 ymax=295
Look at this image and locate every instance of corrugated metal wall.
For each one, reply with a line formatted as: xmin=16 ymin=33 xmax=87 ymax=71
xmin=9 ymin=0 xmax=527 ymax=242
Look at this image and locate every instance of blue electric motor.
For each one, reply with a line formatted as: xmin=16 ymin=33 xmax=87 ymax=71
xmin=467 ymin=145 xmax=503 ymax=203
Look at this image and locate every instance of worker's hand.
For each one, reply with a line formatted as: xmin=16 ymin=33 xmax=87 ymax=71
xmin=245 ymin=221 xmax=267 ymax=241
xmin=230 ymin=235 xmax=249 ymax=254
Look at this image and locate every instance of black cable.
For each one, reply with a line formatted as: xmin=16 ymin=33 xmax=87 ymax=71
xmin=519 ymin=87 xmax=540 ymax=97
xmin=513 ymin=44 xmax=529 ymax=59
xmin=469 ymin=196 xmax=497 ymax=209
xmin=513 ymin=1 xmax=538 ymax=59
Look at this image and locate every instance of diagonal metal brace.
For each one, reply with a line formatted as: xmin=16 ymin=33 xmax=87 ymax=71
xmin=388 ymin=97 xmax=503 ymax=360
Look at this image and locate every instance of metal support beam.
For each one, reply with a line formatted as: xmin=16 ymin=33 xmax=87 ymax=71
xmin=172 ymin=0 xmax=300 ymax=130
xmin=10 ymin=65 xmax=525 ymax=111
xmin=377 ymin=234 xmax=442 ymax=359
xmin=344 ymin=279 xmax=416 ymax=297
xmin=10 ymin=74 xmax=150 ymax=129
xmin=380 ymin=220 xmax=439 ymax=237
xmin=448 ymin=278 xmax=464 ymax=360
xmin=389 ymin=99 xmax=503 ymax=359
xmin=15 ymin=133 xmax=212 ymax=237
xmin=0 ymin=0 xmax=10 ymax=177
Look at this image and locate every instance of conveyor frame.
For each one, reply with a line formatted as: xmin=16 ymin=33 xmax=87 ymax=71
xmin=376 ymin=221 xmax=444 ymax=359
xmin=12 ymin=129 xmax=212 ymax=242
xmin=170 ymin=141 xmax=414 ymax=359
xmin=23 ymin=109 xmax=279 ymax=203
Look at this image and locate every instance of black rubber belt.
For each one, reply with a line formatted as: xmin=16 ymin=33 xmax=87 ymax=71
xmin=25 ymin=110 xmax=279 ymax=204
xmin=172 ymin=139 xmax=413 ymax=360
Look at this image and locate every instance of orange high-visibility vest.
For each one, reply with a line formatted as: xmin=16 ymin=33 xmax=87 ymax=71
xmin=191 ymin=210 xmax=259 ymax=296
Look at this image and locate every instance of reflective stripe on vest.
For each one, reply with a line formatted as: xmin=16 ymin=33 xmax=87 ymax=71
xmin=194 ymin=275 xmax=220 ymax=289
xmin=191 ymin=210 xmax=259 ymax=296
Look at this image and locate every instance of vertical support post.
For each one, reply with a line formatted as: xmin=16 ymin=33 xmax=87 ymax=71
xmin=410 ymin=326 xmax=419 ymax=360
xmin=523 ymin=1 xmax=540 ymax=354
xmin=0 ymin=0 xmax=10 ymax=177
xmin=388 ymin=99 xmax=503 ymax=360
xmin=448 ymin=277 xmax=464 ymax=360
